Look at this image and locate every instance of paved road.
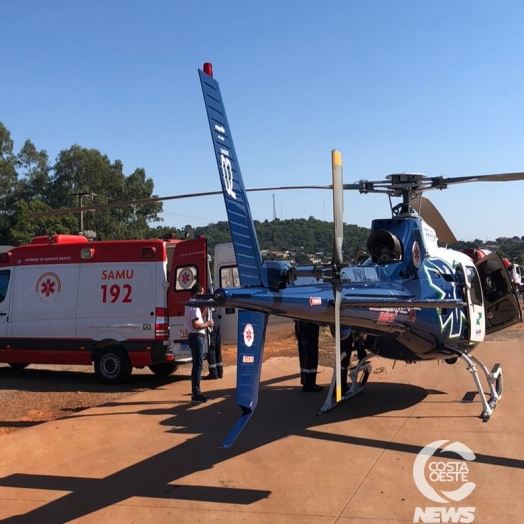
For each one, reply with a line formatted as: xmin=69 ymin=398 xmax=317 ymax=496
xmin=0 ymin=341 xmax=522 ymax=523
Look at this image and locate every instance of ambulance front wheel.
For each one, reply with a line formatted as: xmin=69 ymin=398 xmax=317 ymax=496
xmin=94 ymin=346 xmax=132 ymax=385
xmin=149 ymin=362 xmax=179 ymax=376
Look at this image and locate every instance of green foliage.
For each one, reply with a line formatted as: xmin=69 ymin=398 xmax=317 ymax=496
xmin=191 ymin=218 xmax=371 ymax=263
xmin=0 ymin=123 xmax=20 ymax=214
xmin=50 ymin=147 xmax=163 ymax=239
xmin=0 ymin=122 xmax=162 ymax=243
xmin=7 ymin=200 xmax=78 ymax=245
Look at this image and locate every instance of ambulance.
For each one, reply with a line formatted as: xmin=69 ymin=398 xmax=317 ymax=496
xmin=168 ymin=241 xmax=239 ymax=359
xmin=0 ymin=233 xmax=210 ymax=384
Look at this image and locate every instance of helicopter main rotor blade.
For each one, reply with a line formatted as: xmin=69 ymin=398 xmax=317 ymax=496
xmin=330 ymin=150 xmax=344 ymax=402
xmin=331 ymin=150 xmax=344 ymax=268
xmin=28 ymin=184 xmax=333 ymax=219
xmin=435 ymin=171 xmax=524 ymax=185
xmin=333 ymin=280 xmax=343 ymax=403
xmin=342 ymin=171 xmax=524 ymax=194
xmin=411 ymin=196 xmax=457 ymax=244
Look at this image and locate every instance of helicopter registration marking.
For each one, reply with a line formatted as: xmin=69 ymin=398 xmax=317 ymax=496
xmin=377 ymin=311 xmax=397 ymax=323
xmin=220 ymin=154 xmax=236 ymax=200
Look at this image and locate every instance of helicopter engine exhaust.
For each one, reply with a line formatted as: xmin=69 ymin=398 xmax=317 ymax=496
xmin=367 ymin=229 xmax=403 ymax=264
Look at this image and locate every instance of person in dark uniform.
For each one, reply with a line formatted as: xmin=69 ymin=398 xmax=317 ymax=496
xmin=294 ymin=320 xmax=323 ymax=392
xmin=204 ymin=308 xmax=223 ymax=379
xmin=339 ymin=331 xmax=367 ymax=396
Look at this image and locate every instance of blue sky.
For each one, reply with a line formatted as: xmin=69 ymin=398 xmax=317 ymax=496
xmin=3 ymin=0 xmax=524 ymax=242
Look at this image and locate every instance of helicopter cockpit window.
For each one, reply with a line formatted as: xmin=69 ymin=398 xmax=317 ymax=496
xmin=466 ymin=266 xmax=482 ymax=306
xmin=220 ymin=266 xmax=240 ymax=288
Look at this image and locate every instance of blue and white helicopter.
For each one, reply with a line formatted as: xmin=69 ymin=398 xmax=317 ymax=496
xmin=196 ymin=63 xmax=523 ymax=448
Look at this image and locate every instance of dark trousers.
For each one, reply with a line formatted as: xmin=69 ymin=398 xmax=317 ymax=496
xmin=340 ymin=334 xmax=367 ymax=394
xmin=207 ymin=329 xmax=223 ymax=378
xmin=298 ymin=338 xmax=319 ymax=386
xmin=188 ymin=333 xmax=204 ymax=396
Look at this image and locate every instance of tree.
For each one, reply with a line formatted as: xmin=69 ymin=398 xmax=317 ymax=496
xmin=7 ymin=200 xmax=78 ymax=245
xmin=16 ymin=139 xmax=51 ymax=201
xmin=50 ymin=146 xmax=163 ymax=239
xmin=0 ymin=122 xmax=20 ymax=216
xmin=295 ymin=252 xmax=311 ymax=265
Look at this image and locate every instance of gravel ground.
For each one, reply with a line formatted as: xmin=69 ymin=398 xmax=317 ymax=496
xmin=0 ymin=323 xmax=298 ymax=437
xmin=1 ymin=312 xmax=523 ymax=436
xmin=0 ymin=364 xmax=187 ymax=436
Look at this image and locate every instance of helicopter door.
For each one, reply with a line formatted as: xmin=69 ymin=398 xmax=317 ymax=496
xmin=457 ymin=263 xmax=485 ymax=343
xmin=476 ymin=252 xmax=522 ymax=335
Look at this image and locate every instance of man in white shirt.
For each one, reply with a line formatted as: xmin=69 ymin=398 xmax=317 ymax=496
xmin=185 ymin=283 xmax=214 ymax=403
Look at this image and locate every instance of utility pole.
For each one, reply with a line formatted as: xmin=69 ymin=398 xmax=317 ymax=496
xmin=272 ymin=194 xmax=276 ymax=220
xmin=71 ymin=191 xmax=96 ymax=234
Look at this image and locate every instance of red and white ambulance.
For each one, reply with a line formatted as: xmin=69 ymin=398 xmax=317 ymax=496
xmin=0 ymin=233 xmax=210 ymax=384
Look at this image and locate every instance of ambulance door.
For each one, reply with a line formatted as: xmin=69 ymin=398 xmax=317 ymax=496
xmin=0 ymin=270 xmax=12 ymax=347
xmin=476 ymin=252 xmax=522 ymax=334
xmin=168 ymin=237 xmax=208 ymax=362
xmin=213 ymin=243 xmax=239 ymax=344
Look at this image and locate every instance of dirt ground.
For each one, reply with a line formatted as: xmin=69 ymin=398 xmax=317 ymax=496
xmin=0 ymin=320 xmax=301 ymax=437
xmin=1 ymin=310 xmax=523 ymax=437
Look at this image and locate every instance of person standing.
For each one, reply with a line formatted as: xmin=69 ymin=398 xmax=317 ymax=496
xmin=204 ymin=308 xmax=223 ymax=379
xmin=185 ymin=283 xmax=214 ymax=403
xmin=339 ymin=331 xmax=367 ymax=397
xmin=294 ymin=320 xmax=323 ymax=392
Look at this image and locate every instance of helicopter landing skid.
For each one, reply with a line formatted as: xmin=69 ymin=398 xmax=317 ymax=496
xmin=456 ymin=350 xmax=503 ymax=422
xmin=318 ymin=353 xmax=375 ymax=415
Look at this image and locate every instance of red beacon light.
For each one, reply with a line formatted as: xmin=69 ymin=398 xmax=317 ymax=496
xmin=203 ymin=62 xmax=213 ymax=77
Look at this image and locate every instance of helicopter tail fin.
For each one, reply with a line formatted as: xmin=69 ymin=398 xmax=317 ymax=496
xmin=199 ymin=65 xmax=264 ymax=287
xmin=221 ymin=310 xmax=268 ymax=448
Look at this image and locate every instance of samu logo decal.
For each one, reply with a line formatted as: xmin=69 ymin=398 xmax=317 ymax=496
xmin=243 ymin=323 xmax=254 ymax=347
xmin=36 ymin=272 xmax=62 ymax=303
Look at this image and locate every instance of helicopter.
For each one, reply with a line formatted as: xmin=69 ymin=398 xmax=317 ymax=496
xmin=194 ymin=62 xmax=523 ymax=448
